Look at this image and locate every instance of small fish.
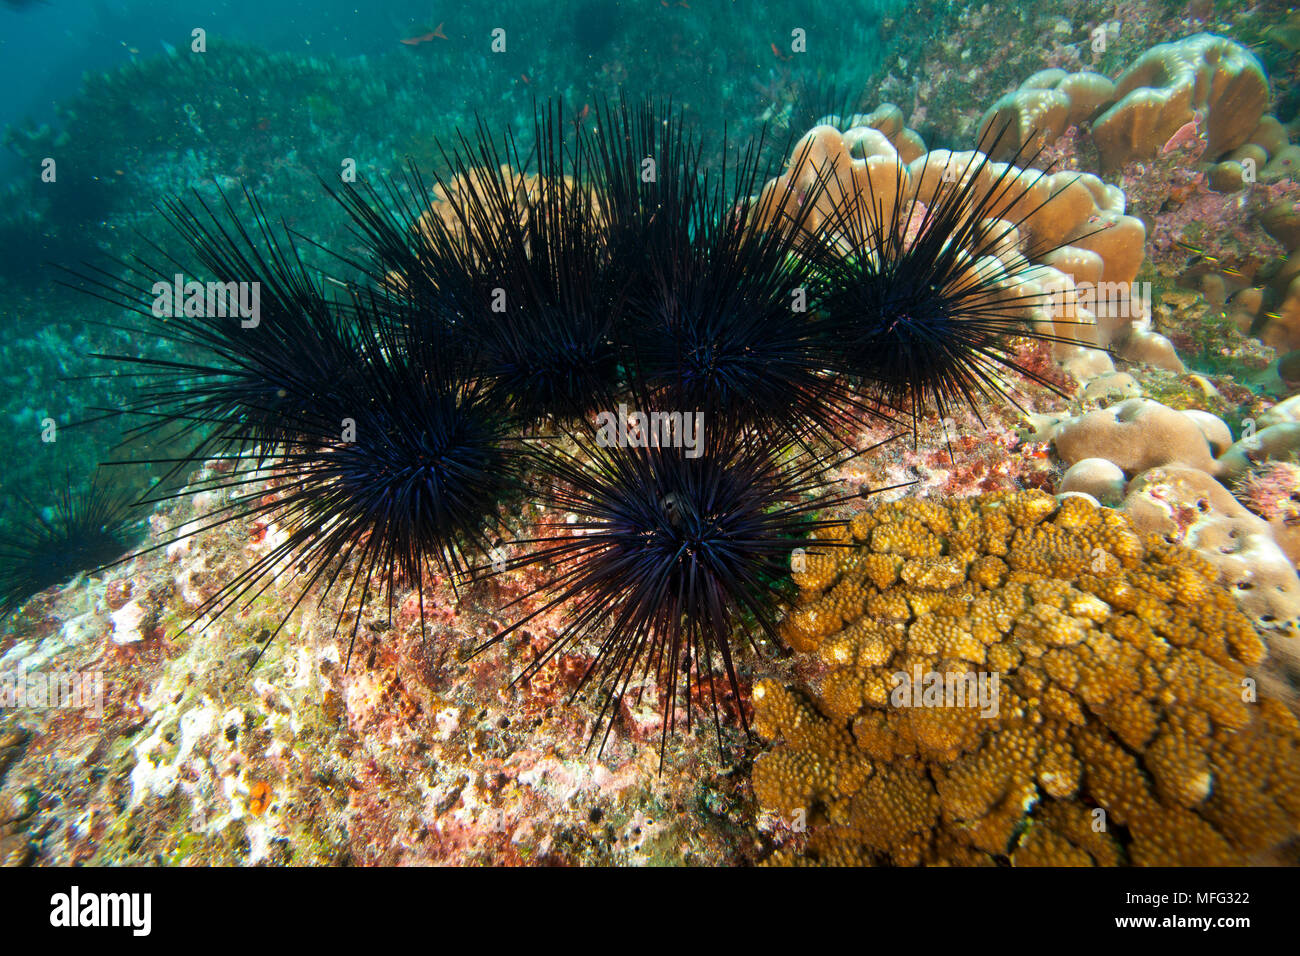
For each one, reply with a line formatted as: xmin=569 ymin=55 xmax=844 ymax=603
xmin=1161 ymin=110 xmax=1204 ymax=154
xmin=1263 ymin=23 xmax=1300 ymax=52
xmin=1175 ymin=241 xmax=1216 ymax=266
xmin=400 ymin=23 xmax=447 ymax=45
xmin=771 ymin=42 xmax=791 ymax=61
xmin=1177 ymin=241 xmax=1245 ymax=276
xmin=520 ymin=73 xmax=531 ymax=85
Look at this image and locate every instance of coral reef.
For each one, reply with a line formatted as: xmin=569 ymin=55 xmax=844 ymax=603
xmin=1123 ymin=465 xmax=1300 ymax=641
xmin=1053 ymin=397 xmax=1221 ymax=475
xmin=1235 ymin=196 xmax=1300 ymax=354
xmin=1156 ymin=183 xmax=1300 ymax=359
xmin=1092 ymin=34 xmax=1269 ymax=172
xmin=979 ymin=68 xmax=1116 ymax=162
xmin=753 ymin=492 xmax=1300 ymax=865
xmin=975 ymin=33 xmax=1283 ymax=177
xmin=756 ymin=114 xmax=1179 ymax=389
xmin=955 ymin=20 xmax=1300 ymax=389
xmin=1234 ymin=460 xmax=1300 ymax=565
xmin=1048 ymin=396 xmax=1300 ymax=636
xmin=974 ymin=31 xmax=1299 ymax=371
xmin=6 ymin=0 xmax=1300 ymax=872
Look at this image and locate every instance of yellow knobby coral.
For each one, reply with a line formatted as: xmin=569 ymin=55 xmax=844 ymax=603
xmin=754 ymin=491 xmax=1300 ymax=866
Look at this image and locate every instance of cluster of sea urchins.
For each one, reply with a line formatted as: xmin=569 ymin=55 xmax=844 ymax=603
xmin=52 ymin=98 xmax=1079 ymax=759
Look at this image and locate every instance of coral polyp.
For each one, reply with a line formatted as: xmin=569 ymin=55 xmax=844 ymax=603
xmin=754 ymin=492 xmax=1300 ymax=866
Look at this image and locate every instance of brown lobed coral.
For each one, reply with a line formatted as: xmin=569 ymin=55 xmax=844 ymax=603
xmin=978 ymin=68 xmax=1116 ymax=163
xmin=755 ymin=117 xmax=1169 ymax=384
xmin=979 ymin=34 xmax=1292 ymax=189
xmin=753 ymin=491 xmax=1300 ymax=866
xmin=1092 ymin=33 xmax=1270 ymax=171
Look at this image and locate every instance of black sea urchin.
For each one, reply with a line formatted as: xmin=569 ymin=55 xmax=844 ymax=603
xmin=69 ymin=187 xmax=359 ymax=472
xmin=72 ymin=190 xmax=526 ymax=661
xmin=121 ymin=299 xmax=525 ymax=665
xmin=808 ymin=134 xmax=1085 ymax=431
xmin=588 ymin=95 xmax=706 ymax=286
xmin=387 ymin=107 xmax=623 ymax=427
xmin=0 ymin=471 xmax=142 ymax=619
xmin=483 ymin=401 xmax=895 ymax=759
xmin=590 ymin=96 xmax=879 ymax=446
